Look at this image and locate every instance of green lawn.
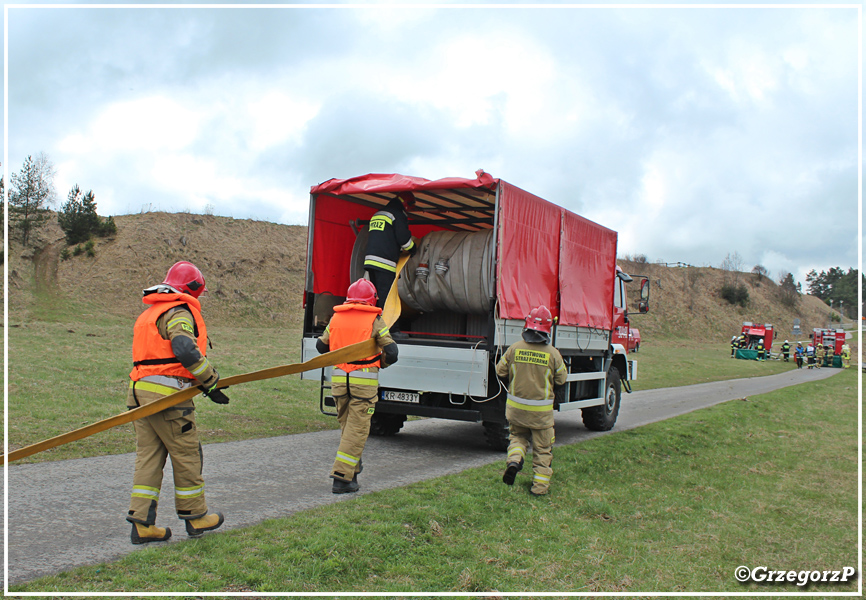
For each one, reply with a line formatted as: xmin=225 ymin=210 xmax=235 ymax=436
xmin=8 ymin=315 xmax=805 ymax=463
xmin=10 ymin=368 xmax=858 ymax=594
xmin=629 ymin=339 xmax=799 ymax=390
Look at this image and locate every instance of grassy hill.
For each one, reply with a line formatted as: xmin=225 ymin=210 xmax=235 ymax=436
xmin=9 ymin=211 xmax=308 ymax=328
xmin=7 ymin=211 xmax=843 ymax=347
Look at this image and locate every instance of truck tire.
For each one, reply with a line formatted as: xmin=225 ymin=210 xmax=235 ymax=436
xmin=482 ymin=421 xmax=510 ymax=451
xmin=369 ymin=413 xmax=406 ymax=436
xmin=634 ymin=343 xmax=640 ymax=352
xmin=582 ymin=366 xmax=621 ymax=431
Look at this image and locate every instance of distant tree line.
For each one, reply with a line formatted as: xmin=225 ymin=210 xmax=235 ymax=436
xmin=805 ymin=267 xmax=861 ymax=319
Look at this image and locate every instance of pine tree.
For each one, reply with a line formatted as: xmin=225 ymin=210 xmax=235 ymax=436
xmin=9 ymin=154 xmax=55 ymax=246
xmin=58 ymin=185 xmax=102 ymax=245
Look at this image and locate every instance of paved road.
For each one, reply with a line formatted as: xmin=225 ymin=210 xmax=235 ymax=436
xmin=4 ymin=367 xmax=839 ymax=586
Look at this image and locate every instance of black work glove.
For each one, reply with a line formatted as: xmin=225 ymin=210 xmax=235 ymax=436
xmin=208 ymin=388 xmax=230 ymax=405
xmin=199 ymin=382 xmax=230 ymax=404
xmin=408 ymin=244 xmax=418 ymax=257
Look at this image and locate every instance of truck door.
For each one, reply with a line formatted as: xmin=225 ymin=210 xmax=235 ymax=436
xmin=611 ymin=274 xmax=629 ymax=347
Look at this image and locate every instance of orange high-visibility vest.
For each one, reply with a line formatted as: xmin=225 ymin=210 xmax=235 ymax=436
xmin=329 ymin=303 xmax=383 ymax=372
xmin=130 ymin=292 xmax=208 ymax=381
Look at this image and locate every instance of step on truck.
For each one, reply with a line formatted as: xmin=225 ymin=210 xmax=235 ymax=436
xmin=301 ymin=171 xmax=650 ymax=450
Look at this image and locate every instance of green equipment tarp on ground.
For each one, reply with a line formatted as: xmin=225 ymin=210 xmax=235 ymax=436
xmin=735 ymin=349 xmax=759 ymax=360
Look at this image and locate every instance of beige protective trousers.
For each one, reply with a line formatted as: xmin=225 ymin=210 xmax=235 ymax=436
xmin=127 ymin=404 xmax=208 ymax=524
xmin=507 ymin=423 xmax=554 ymax=495
xmin=330 ymin=377 xmax=378 ymax=482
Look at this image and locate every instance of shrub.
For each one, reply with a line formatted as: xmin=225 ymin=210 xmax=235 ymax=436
xmin=60 ymin=248 xmax=71 ymax=261
xmin=84 ymin=239 xmax=95 ymax=257
xmin=99 ymin=215 xmax=117 ymax=237
xmin=721 ymin=282 xmax=749 ymax=307
xmin=72 ymin=244 xmax=84 ymax=256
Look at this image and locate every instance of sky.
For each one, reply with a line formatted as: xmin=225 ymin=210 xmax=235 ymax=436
xmin=4 ymin=2 xmax=861 ymax=290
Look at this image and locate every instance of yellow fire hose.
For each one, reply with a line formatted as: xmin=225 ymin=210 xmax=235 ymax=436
xmin=3 ymin=255 xmax=409 ymax=465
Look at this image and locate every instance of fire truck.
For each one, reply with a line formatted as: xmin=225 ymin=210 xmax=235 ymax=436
xmin=300 ymin=171 xmax=649 ymax=449
xmin=740 ymin=322 xmax=775 ymax=352
xmin=811 ymin=328 xmax=846 ymax=356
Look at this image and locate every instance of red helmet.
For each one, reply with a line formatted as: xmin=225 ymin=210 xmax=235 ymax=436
xmin=398 ymin=191 xmax=416 ymax=211
xmin=163 ymin=261 xmax=207 ymax=298
xmin=347 ymin=278 xmax=377 ymax=305
xmin=524 ymin=305 xmax=553 ymax=334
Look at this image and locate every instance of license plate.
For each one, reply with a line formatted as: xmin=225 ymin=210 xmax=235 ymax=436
xmin=382 ymin=390 xmax=420 ymax=403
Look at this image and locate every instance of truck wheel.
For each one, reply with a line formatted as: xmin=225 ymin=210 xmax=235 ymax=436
xmin=634 ymin=343 xmax=640 ymax=353
xmin=369 ymin=413 xmax=406 ymax=436
xmin=582 ymin=366 xmax=621 ymax=431
xmin=482 ymin=421 xmax=510 ymax=451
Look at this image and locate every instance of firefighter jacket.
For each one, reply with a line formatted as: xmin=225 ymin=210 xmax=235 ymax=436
xmin=781 ymin=342 xmax=791 ymax=354
xmin=319 ymin=303 xmax=396 ymax=370
xmin=364 ymin=198 xmax=415 ymax=273
xmin=129 ymin=292 xmax=218 ymax=409
xmin=496 ymin=339 xmax=567 ymax=428
xmin=319 ymin=302 xmax=397 ymax=395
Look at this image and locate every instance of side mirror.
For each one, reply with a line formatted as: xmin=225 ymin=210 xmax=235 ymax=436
xmin=638 ymin=278 xmax=650 ymax=314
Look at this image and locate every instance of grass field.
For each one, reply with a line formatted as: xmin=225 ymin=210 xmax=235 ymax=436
xmin=10 ymin=367 xmax=858 ymax=594
xmin=7 ymin=312 xmax=811 ymax=463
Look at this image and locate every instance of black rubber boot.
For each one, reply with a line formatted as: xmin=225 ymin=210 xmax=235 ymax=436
xmin=502 ymin=459 xmax=524 ymax=486
xmin=332 ymin=476 xmax=360 ymax=494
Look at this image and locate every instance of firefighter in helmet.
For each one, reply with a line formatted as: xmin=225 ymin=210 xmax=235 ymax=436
xmin=815 ymin=342 xmax=823 ymax=369
xmin=780 ymin=340 xmax=791 ymax=362
xmin=841 ymin=343 xmax=851 ymax=368
xmin=495 ymin=305 xmax=567 ymax=496
xmin=364 ymin=192 xmax=417 ymax=311
xmin=795 ymin=342 xmax=805 ymax=369
xmin=756 ymin=338 xmax=765 ymax=361
xmin=316 ymin=278 xmax=399 ymax=493
xmin=822 ymin=342 xmax=833 ymax=367
xmin=126 ymin=261 xmax=228 ymax=544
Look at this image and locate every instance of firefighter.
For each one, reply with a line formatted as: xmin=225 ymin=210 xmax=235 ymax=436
xmin=780 ymin=340 xmax=791 ymax=362
xmin=126 ymin=261 xmax=228 ymax=544
xmin=756 ymin=339 xmax=765 ymax=361
xmin=730 ymin=335 xmax=738 ymax=358
xmin=841 ymin=343 xmax=851 ymax=368
xmin=823 ymin=343 xmax=833 ymax=367
xmin=496 ymin=305 xmax=568 ymax=496
xmin=815 ymin=343 xmax=823 ymax=369
xmin=806 ymin=343 xmax=816 ymax=368
xmin=316 ymin=278 xmax=399 ymax=494
xmin=364 ymin=191 xmax=417 ymax=311
xmin=795 ymin=342 xmax=804 ymax=369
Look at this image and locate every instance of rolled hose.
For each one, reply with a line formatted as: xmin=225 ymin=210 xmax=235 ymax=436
xmin=351 ymin=228 xmax=494 ymax=314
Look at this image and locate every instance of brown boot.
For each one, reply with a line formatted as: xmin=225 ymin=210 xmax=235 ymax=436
xmin=131 ymin=522 xmax=172 ymax=545
xmin=185 ymin=512 xmax=225 ymax=537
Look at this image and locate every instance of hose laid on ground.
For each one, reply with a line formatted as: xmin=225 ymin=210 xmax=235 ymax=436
xmin=3 ymin=255 xmax=409 ymax=465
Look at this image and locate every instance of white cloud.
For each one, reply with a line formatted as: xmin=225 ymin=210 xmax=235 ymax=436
xmin=246 ymin=92 xmax=319 ymax=152
xmin=57 ymin=96 xmax=201 ymax=154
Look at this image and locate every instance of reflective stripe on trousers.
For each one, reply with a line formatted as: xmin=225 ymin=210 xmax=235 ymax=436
xmin=333 ymin=368 xmax=379 ymax=387
xmin=506 ymin=393 xmax=553 ymax=412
